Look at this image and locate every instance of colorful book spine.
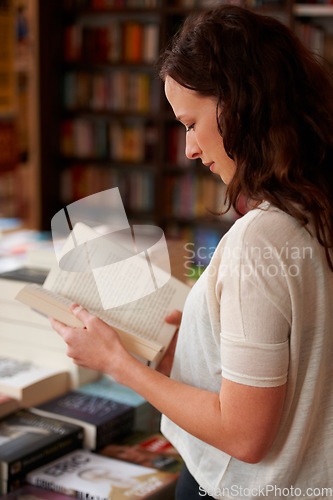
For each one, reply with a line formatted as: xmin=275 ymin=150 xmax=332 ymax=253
xmin=63 ymin=70 xmax=157 ymax=114
xmin=164 ymin=173 xmax=238 ymax=221
xmin=60 ymin=118 xmax=157 ymax=163
xmin=64 ymin=22 xmax=159 ymax=65
xmin=60 ymin=164 xmax=155 ymax=213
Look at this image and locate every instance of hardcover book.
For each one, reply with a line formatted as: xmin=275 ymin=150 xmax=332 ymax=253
xmin=27 ymin=449 xmax=178 ymax=500
xmin=0 ymin=409 xmax=83 ymax=493
xmin=32 ymin=391 xmax=134 ymax=450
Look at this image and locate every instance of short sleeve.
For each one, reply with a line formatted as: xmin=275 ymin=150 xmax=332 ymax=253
xmin=217 ymin=209 xmax=293 ymax=387
xmin=220 ymin=333 xmax=289 ymax=387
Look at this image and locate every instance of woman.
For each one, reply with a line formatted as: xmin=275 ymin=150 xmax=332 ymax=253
xmin=50 ymin=6 xmax=333 ymax=499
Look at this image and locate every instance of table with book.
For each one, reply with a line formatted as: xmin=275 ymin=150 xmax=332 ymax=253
xmin=0 ymin=226 xmax=189 ymax=498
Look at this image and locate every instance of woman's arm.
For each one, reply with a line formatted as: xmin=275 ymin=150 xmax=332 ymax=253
xmin=50 ymin=305 xmax=286 ymax=464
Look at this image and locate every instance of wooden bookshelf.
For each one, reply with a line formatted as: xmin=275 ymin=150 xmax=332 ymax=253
xmin=293 ymin=4 xmax=333 ymax=17
xmin=3 ymin=0 xmax=332 ymax=249
xmin=293 ymin=1 xmax=333 ymax=67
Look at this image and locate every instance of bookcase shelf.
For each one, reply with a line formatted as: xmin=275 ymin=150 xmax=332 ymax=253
xmin=292 ymin=2 xmax=333 ymax=66
xmin=293 ymin=4 xmax=333 ymax=17
xmin=7 ymin=0 xmax=331 ymax=250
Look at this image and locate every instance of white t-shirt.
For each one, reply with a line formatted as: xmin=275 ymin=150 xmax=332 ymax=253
xmin=161 ymin=203 xmax=333 ymax=499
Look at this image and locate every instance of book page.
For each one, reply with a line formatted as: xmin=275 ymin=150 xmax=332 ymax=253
xmin=16 ymin=284 xmax=163 ymax=361
xmin=43 ymin=223 xmax=190 ymax=347
xmin=44 ymin=262 xmax=188 ymax=346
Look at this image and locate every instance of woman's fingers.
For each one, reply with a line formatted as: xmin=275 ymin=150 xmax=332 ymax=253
xmin=164 ymin=309 xmax=182 ymax=326
xmin=71 ymin=303 xmax=92 ymax=324
xmin=48 ymin=316 xmax=73 ymax=337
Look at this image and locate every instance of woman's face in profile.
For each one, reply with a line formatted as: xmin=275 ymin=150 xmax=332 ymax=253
xmin=164 ymin=76 xmax=236 ymax=185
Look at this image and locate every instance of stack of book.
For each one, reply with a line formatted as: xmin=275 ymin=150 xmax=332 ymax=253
xmin=0 ymin=404 xmax=179 ymax=497
xmin=0 ymin=372 xmax=182 ymax=495
xmin=26 ymin=449 xmax=178 ymax=500
xmin=0 ymin=274 xmax=100 ymax=389
xmin=0 ymin=409 xmax=84 ymax=493
xmin=0 ymin=227 xmax=189 ymax=496
xmin=31 ymin=390 xmax=135 ymax=450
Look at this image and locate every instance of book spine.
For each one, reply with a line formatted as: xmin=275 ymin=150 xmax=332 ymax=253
xmin=25 ymin=475 xmax=80 ymax=499
xmin=62 ymin=69 xmax=153 ymax=113
xmin=2 ymin=429 xmax=83 ymax=486
xmin=95 ymin=409 xmax=135 ymax=449
xmin=66 ymin=20 xmax=159 ymax=65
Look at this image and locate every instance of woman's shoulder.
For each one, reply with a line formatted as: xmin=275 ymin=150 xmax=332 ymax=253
xmin=223 ymin=202 xmax=308 ymax=248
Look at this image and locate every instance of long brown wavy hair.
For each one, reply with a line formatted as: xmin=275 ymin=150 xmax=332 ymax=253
xmin=159 ymin=5 xmax=333 ymax=270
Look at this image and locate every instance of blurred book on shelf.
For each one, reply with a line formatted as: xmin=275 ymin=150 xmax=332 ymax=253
xmin=64 ymin=20 xmax=159 ymax=65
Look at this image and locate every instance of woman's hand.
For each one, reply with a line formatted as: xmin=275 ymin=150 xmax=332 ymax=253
xmin=49 ymin=304 xmax=131 ymax=380
xmin=156 ymin=309 xmax=182 ymax=376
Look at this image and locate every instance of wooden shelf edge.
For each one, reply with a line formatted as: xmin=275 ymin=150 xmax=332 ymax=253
xmin=293 ymin=4 xmax=333 ymax=17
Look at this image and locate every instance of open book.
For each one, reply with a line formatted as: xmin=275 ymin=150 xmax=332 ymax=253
xmin=15 ymin=223 xmax=190 ymax=363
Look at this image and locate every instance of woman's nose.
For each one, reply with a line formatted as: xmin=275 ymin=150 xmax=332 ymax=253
xmin=185 ymin=133 xmax=201 ymax=160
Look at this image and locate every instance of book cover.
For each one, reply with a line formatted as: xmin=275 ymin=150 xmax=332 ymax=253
xmin=100 ymin=431 xmax=184 ymax=475
xmin=32 ymin=391 xmax=135 ymax=450
xmin=0 ymin=409 xmax=83 ymax=492
xmin=77 ymin=377 xmax=161 ymax=433
xmin=0 ymin=357 xmax=70 ymax=408
xmin=27 ymin=449 xmax=178 ymax=500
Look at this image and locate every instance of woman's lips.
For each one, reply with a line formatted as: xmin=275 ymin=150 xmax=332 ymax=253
xmin=206 ymin=162 xmax=215 ymax=172
xmin=203 ymin=162 xmax=214 ymax=171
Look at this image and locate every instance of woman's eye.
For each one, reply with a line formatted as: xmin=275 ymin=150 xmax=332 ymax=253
xmin=185 ymin=124 xmax=195 ymax=133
